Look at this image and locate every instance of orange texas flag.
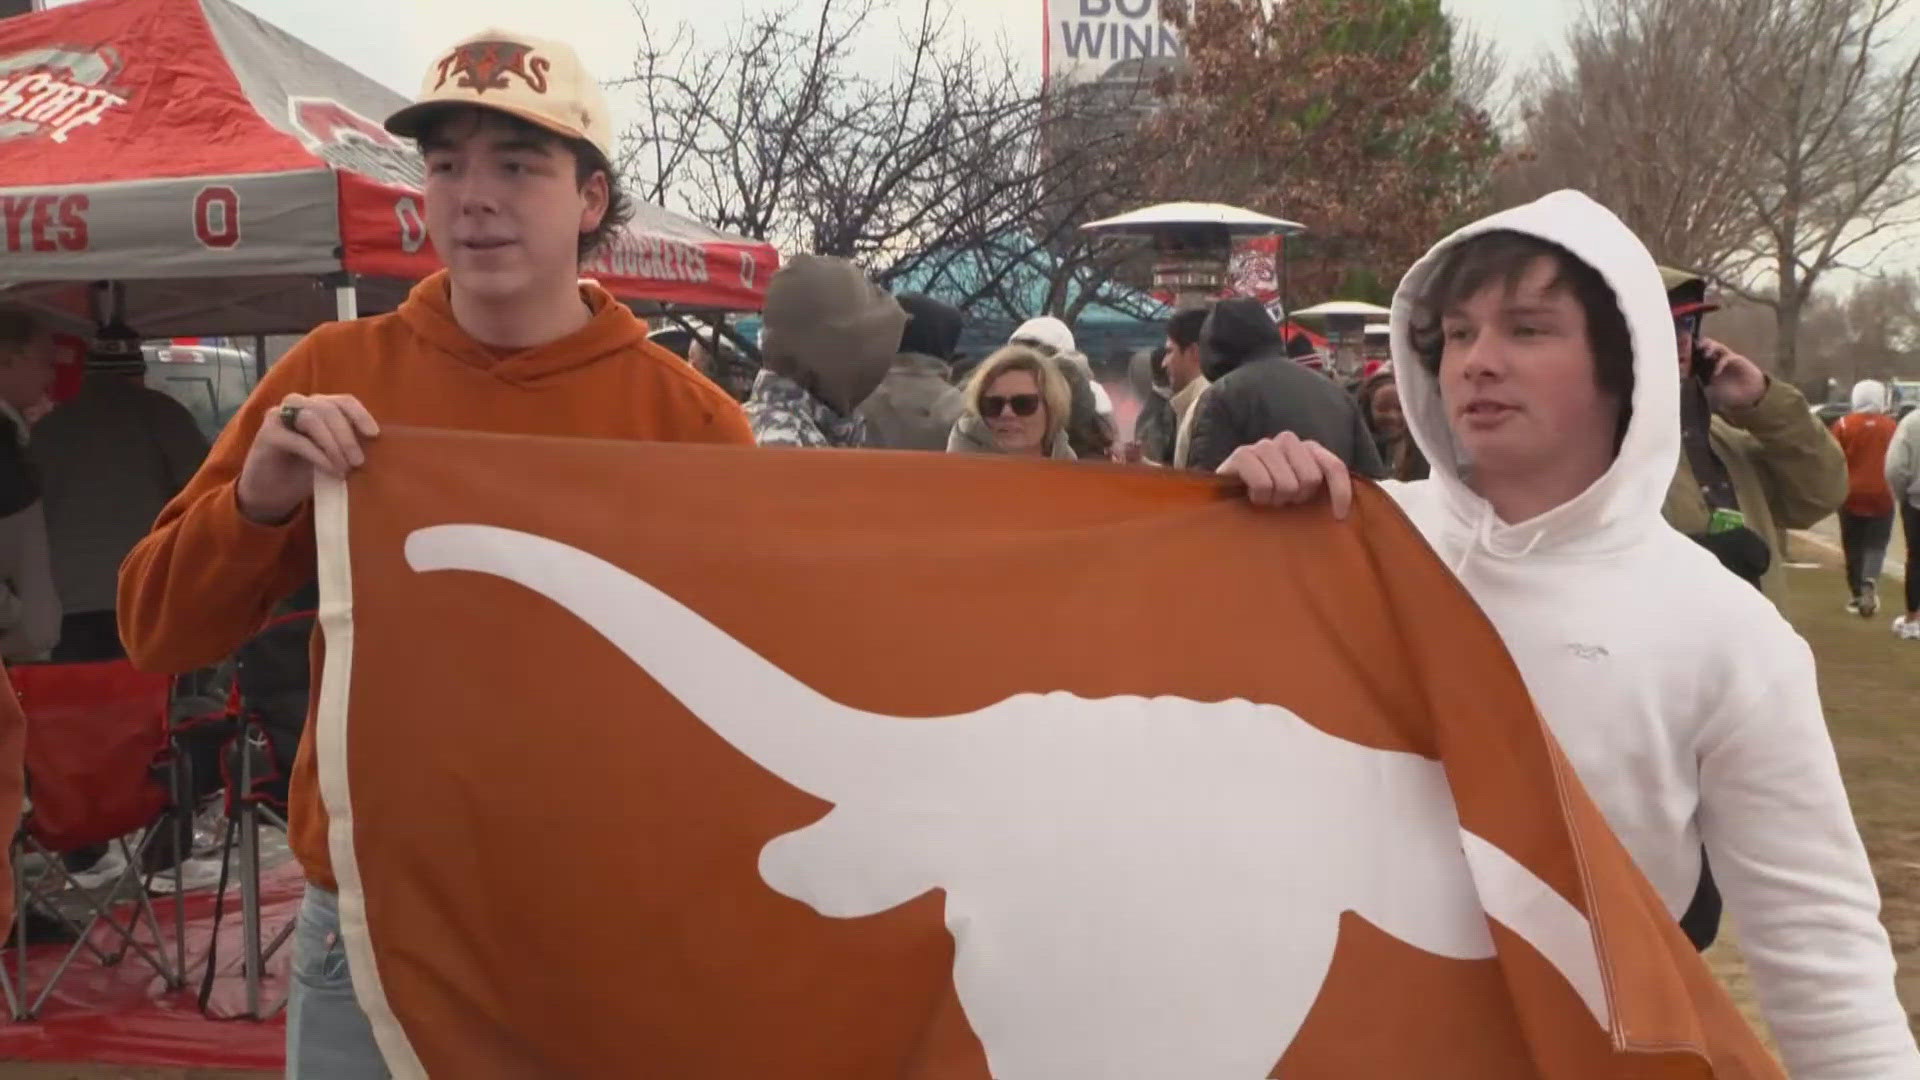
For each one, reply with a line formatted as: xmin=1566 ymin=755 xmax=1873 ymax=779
xmin=314 ymin=427 xmax=1780 ymax=1079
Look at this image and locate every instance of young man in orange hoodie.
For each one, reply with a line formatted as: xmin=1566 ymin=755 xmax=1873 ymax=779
xmin=117 ymin=30 xmax=752 ymax=1076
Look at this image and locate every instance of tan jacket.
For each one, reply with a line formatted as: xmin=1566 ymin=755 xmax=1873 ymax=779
xmin=1663 ymin=379 xmax=1846 ymax=601
xmin=1170 ymin=376 xmax=1209 ymax=470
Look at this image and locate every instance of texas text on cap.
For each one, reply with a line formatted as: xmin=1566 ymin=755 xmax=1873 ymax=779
xmin=384 ymin=30 xmax=613 ymax=161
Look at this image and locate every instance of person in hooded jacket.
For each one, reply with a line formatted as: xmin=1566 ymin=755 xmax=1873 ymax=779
xmin=858 ymin=293 xmax=967 ymax=451
xmin=745 ymin=255 xmax=909 ymax=449
xmin=1183 ymin=298 xmax=1385 ymax=477
xmin=1661 ymin=268 xmax=1846 ymax=602
xmin=1221 ymin=190 xmax=1917 ymax=1079
xmin=1828 ymin=378 xmax=1899 ymax=618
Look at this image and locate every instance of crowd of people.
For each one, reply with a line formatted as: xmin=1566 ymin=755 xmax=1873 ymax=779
xmin=650 ymin=224 xmax=1920 ymax=653
xmin=0 ymin=22 xmax=1902 ymax=1079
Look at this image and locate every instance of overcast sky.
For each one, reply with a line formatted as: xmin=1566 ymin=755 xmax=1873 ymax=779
xmin=72 ymin=0 xmax=1578 ymax=136
xmin=40 ymin=0 xmax=1915 ymax=288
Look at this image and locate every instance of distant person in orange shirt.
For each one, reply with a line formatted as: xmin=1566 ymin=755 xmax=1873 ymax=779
xmin=1830 ymin=379 xmax=1900 ymax=618
xmin=116 ymin=30 xmax=752 ymax=1078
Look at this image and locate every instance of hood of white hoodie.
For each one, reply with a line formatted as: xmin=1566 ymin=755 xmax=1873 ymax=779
xmin=1850 ymin=378 xmax=1888 ymax=414
xmin=1390 ymin=190 xmax=1679 ymax=559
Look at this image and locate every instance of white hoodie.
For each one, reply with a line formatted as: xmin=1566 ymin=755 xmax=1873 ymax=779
xmin=1382 ymin=191 xmax=1917 ymax=1077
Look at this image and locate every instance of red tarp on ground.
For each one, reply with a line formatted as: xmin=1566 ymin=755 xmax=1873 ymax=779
xmin=0 ymin=862 xmax=298 ymax=1071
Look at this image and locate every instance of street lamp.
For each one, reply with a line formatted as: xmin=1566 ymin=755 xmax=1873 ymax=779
xmin=1081 ymin=202 xmax=1306 ymax=312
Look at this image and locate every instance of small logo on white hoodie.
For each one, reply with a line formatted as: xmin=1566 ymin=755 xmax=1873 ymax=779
xmin=1565 ymin=643 xmax=1611 ymax=662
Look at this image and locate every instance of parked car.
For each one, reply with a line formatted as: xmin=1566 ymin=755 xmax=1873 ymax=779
xmin=143 ymin=341 xmax=257 ymax=440
xmin=1812 ymin=400 xmax=1852 ymax=426
xmin=1892 ymin=379 xmax=1919 ymax=420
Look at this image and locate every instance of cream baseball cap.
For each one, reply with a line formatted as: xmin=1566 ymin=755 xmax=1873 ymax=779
xmin=385 ymin=29 xmax=614 ymax=161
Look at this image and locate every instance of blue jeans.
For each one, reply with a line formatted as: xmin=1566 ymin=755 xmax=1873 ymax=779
xmin=288 ymin=885 xmax=390 ymax=1078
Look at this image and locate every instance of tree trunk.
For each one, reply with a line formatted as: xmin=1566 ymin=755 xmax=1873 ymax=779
xmin=1773 ymin=246 xmax=1800 ymax=380
xmin=1774 ymin=299 xmax=1802 ymax=381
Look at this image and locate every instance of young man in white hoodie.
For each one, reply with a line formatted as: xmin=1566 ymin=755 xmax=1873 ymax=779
xmin=1223 ymin=190 xmax=1917 ymax=1078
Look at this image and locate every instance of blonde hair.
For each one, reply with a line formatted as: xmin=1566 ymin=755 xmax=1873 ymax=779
xmin=964 ymin=345 xmax=1071 ymax=441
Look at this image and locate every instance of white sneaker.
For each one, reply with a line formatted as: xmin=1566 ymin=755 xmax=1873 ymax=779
xmin=1896 ymin=616 xmax=1920 ymax=641
xmin=1848 ymin=598 xmax=1864 ymax=615
xmin=1860 ymin=584 xmax=1880 ymax=618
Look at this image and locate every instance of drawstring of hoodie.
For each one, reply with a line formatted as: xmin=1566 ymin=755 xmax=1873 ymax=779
xmin=1449 ymin=503 xmax=1546 ymax=575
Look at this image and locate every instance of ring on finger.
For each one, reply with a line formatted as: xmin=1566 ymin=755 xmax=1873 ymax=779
xmin=278 ymin=403 xmax=303 ymax=432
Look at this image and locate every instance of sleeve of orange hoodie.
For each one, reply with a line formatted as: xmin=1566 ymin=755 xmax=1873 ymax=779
xmin=117 ymin=343 xmax=321 ymax=674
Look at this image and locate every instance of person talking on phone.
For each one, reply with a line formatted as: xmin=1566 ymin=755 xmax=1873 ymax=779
xmin=1659 ymin=268 xmax=1846 ymax=601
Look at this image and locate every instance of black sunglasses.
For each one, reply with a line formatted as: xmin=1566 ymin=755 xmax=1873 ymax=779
xmin=981 ymin=394 xmax=1042 ymax=418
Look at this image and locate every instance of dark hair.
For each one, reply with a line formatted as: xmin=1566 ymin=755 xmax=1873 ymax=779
xmin=415 ymin=107 xmax=634 ymax=262
xmin=0 ymin=307 xmax=46 ymax=358
xmin=1166 ymin=307 xmax=1209 ymax=349
xmin=1410 ymin=230 xmax=1634 ymax=432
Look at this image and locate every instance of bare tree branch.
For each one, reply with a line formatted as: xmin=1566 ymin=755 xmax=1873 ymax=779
xmin=613 ymin=0 xmax=1159 ymax=327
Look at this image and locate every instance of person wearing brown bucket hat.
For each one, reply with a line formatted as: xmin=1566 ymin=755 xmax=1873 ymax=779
xmin=119 ymin=30 xmax=755 ymax=1077
xmin=1657 ymin=266 xmax=1846 ymax=603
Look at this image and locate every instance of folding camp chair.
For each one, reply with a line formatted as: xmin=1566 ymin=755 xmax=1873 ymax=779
xmin=4 ymin=659 xmax=186 ymax=1019
xmin=173 ymin=677 xmax=297 ymax=1020
xmin=172 ymin=597 xmax=312 ymax=1020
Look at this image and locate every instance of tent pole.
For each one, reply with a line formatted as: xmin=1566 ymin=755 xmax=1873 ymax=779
xmin=334 ymin=282 xmax=358 ymax=322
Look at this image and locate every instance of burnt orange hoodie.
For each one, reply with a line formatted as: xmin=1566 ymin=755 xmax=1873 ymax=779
xmin=118 ymin=271 xmax=753 ymax=890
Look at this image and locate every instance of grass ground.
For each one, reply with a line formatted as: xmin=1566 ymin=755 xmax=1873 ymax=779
xmin=1705 ymin=542 xmax=1920 ymax=1046
xmin=7 ymin=544 xmax=1916 ymax=1078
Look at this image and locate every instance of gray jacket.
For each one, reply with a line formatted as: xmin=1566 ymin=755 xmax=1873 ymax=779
xmin=1888 ymin=407 xmax=1920 ymax=509
xmin=857 ymin=353 xmax=966 ymax=451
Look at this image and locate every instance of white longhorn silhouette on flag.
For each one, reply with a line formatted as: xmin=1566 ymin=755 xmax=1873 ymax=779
xmin=405 ymin=524 xmax=1610 ymax=1079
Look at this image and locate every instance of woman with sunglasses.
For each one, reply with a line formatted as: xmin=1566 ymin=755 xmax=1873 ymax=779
xmin=947 ymin=345 xmax=1077 ymax=459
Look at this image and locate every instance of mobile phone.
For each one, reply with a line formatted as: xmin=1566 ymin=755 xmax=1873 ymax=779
xmin=1692 ymin=342 xmax=1721 ymax=384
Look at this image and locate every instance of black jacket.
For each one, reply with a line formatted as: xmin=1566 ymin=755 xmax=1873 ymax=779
xmin=1185 ymin=299 xmax=1387 ymax=477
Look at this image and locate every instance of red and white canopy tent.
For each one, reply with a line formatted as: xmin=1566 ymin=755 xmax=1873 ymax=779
xmin=0 ymin=0 xmax=778 ymax=338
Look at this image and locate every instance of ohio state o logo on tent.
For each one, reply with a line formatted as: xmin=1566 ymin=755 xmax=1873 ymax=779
xmin=738 ymin=252 xmax=757 ymax=290
xmin=193 ymin=186 xmax=240 ymax=249
xmin=395 ymin=197 xmax=426 ymax=253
